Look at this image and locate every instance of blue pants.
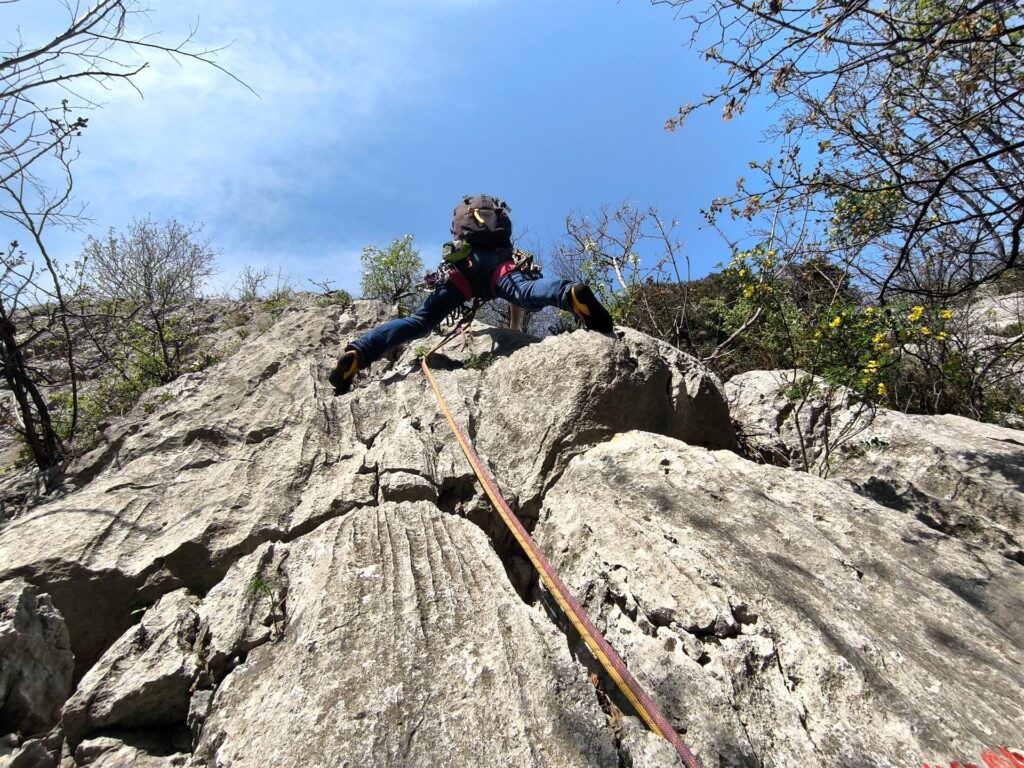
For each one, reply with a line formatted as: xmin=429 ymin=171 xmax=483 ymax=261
xmin=348 ymin=258 xmax=574 ymax=367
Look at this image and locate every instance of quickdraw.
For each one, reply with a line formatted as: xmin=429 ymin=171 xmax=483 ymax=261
xmin=421 ymin=262 xmax=456 ymax=292
xmin=420 ymin=331 xmax=705 ymax=768
xmin=510 ymin=248 xmax=542 ymax=279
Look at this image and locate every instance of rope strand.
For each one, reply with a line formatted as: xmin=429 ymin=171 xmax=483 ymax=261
xmin=421 ymin=334 xmax=704 ymax=768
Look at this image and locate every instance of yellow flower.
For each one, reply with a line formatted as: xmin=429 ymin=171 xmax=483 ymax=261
xmin=920 ymin=326 xmax=931 ymax=336
xmin=738 ymin=268 xmax=748 ymax=277
xmin=872 ymin=331 xmax=886 ymax=345
xmin=742 ymin=286 xmax=755 ymax=299
xmin=829 ymin=315 xmax=842 ymax=329
xmin=939 ymin=308 xmax=953 ymax=320
xmin=907 ymin=305 xmax=924 ymax=322
xmin=863 ymin=359 xmax=880 ymax=374
xmin=876 ymin=383 xmax=887 ymax=396
xmin=936 ymin=331 xmax=948 ymax=342
xmin=864 ymin=306 xmax=876 ymax=316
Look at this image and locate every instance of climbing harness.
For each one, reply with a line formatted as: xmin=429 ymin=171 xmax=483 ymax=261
xmin=420 ymin=248 xmax=543 ymax=331
xmin=419 ymin=332 xmax=705 ymax=768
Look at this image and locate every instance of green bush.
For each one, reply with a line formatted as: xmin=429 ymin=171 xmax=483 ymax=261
xmin=614 ymin=243 xmax=1019 ymax=424
xmin=50 ymin=375 xmax=147 ymax=451
xmin=360 ymin=235 xmax=423 ymax=316
xmin=465 ymin=352 xmax=495 ymax=370
xmin=719 ymin=245 xmax=962 ymax=407
xmin=619 ymin=273 xmax=744 ymax=371
xmin=993 ymin=267 xmax=1024 ymax=296
xmin=316 ymin=290 xmax=353 ymax=309
xmin=258 ymin=290 xmax=293 ymax=316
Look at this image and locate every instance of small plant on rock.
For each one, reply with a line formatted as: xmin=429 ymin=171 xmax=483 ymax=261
xmin=249 ymin=574 xmax=286 ymax=639
xmin=465 ymin=352 xmax=495 ymax=370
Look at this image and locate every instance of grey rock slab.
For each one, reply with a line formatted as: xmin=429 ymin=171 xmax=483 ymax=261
xmin=345 ymin=322 xmax=738 ymax=535
xmin=73 ymin=736 xmax=121 ymax=765
xmin=535 ymin=431 xmax=1024 ymax=767
xmin=0 ymin=726 xmax=61 ymax=768
xmin=0 ymin=738 xmax=58 ymax=768
xmin=726 ymin=369 xmax=1024 ymax=561
xmin=192 ymin=541 xmax=289 ymax=684
xmin=967 ymin=289 xmax=1024 ymax=336
xmin=345 ymin=322 xmax=738 ymax=597
xmin=379 ymin=469 xmax=440 ymax=504
xmin=185 ymin=690 xmax=212 ymax=745
xmin=477 ymin=327 xmax=736 ymax=513
xmin=85 ymin=744 xmax=187 ymax=768
xmin=0 ymin=579 xmax=73 ymax=735
xmin=61 ymin=589 xmax=199 ymax=748
xmin=0 ymin=305 xmax=378 ymax=675
xmin=191 ymin=502 xmax=618 ymax=768
xmin=617 ymin=717 xmax=682 ymax=767
xmin=68 ymin=730 xmax=190 ymax=768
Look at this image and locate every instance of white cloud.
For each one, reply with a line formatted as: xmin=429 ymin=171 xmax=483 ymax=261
xmin=18 ymin=0 xmax=481 ymax=284
xmin=76 ymin=3 xmax=440 ymax=200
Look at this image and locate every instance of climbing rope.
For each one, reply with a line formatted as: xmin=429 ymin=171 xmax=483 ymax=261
xmin=420 ymin=329 xmax=704 ymax=768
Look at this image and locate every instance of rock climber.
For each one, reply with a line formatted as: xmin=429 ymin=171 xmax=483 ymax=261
xmin=329 ymin=195 xmax=614 ymax=396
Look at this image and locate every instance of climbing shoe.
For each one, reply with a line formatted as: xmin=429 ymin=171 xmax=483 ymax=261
xmin=568 ymin=283 xmax=614 ymax=333
xmin=328 ymin=347 xmax=360 ymax=396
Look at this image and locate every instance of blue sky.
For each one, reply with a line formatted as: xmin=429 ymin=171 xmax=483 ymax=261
xmin=8 ymin=0 xmax=776 ymax=295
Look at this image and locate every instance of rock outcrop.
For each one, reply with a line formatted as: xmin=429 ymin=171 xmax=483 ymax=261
xmin=967 ymin=289 xmax=1023 ymax=337
xmin=61 ymin=590 xmax=200 ymax=748
xmin=0 ymin=301 xmax=1021 ymax=767
xmin=535 ymin=431 xmax=1024 ymax=765
xmin=0 ymin=303 xmax=388 ymax=677
xmin=192 ymin=503 xmax=618 ymax=768
xmin=726 ymin=369 xmax=1024 ymax=564
xmin=0 ymin=580 xmax=73 ymax=735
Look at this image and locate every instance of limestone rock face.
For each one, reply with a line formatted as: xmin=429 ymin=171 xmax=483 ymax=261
xmin=61 ymin=590 xmax=200 ymax=748
xmin=84 ymin=745 xmax=187 ymax=768
xmin=478 ymin=328 xmax=737 ymax=513
xmin=725 ymin=369 xmax=1024 ymax=562
xmin=191 ymin=541 xmax=289 ymax=685
xmin=2 ymin=300 xmax=1021 ymax=767
xmin=0 ymin=304 xmax=383 ymax=676
xmin=191 ymin=502 xmax=617 ymax=768
xmin=967 ymin=289 xmax=1024 ymax=336
xmin=0 ymin=735 xmax=60 ymax=768
xmin=535 ymin=431 xmax=1024 ymax=765
xmin=0 ymin=579 xmax=73 ymax=735
xmin=70 ymin=737 xmax=188 ymax=768
xmin=0 ymin=305 xmax=738 ymax=766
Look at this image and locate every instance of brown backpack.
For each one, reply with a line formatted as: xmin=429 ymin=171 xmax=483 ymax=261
xmin=451 ymin=195 xmax=512 ymax=249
